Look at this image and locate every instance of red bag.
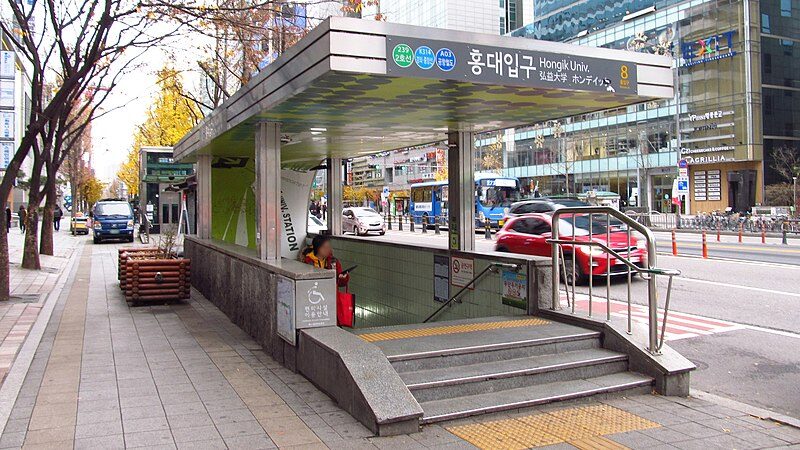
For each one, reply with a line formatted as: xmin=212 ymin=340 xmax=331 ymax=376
xmin=336 ymin=287 xmax=355 ymax=328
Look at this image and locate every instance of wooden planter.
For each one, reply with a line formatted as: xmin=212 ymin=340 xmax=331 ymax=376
xmin=122 ymin=257 xmax=191 ymax=303
xmin=118 ymin=247 xmax=160 ymax=285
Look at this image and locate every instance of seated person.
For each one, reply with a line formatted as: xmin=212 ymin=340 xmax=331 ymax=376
xmin=302 ymin=235 xmax=349 ymax=287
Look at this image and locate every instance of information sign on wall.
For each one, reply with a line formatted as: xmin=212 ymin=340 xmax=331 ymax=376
xmin=501 ymin=270 xmax=527 ymax=310
xmin=433 ymin=254 xmax=450 ymax=303
xmin=450 ymin=256 xmax=475 ymax=289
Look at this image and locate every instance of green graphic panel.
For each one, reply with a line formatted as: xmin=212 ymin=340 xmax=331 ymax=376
xmin=211 ymin=157 xmax=257 ymax=249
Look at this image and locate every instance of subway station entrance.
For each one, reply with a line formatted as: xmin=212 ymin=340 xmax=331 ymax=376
xmin=174 ymin=17 xmax=692 ymax=435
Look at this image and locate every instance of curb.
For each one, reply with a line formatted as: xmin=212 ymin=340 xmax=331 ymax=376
xmin=0 ymin=241 xmax=85 ymax=435
xmin=690 ymin=389 xmax=800 ymax=430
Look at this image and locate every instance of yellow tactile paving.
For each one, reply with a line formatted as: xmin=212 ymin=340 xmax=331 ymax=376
xmin=445 ymin=405 xmax=660 ymax=450
xmin=570 ymin=435 xmax=630 ymax=450
xmin=358 ymin=318 xmax=550 ymax=342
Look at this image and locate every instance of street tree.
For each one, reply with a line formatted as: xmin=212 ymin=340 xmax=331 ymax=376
xmin=0 ymin=0 xmax=178 ymax=299
xmin=117 ymin=66 xmax=201 ymax=200
xmin=770 ymin=145 xmax=800 ymax=181
xmin=81 ymin=176 xmax=106 ymax=208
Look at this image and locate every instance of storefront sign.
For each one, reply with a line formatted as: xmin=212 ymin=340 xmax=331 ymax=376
xmin=0 ymin=52 xmax=14 ymax=79
xmin=433 ymin=254 xmax=450 ymax=303
xmin=685 ymin=154 xmax=735 ymax=165
xmin=0 ymin=80 xmax=14 ymax=109
xmin=450 ymin=256 xmax=475 ymax=288
xmin=0 ymin=141 xmax=11 ymax=170
xmin=685 ymin=110 xmax=733 ymax=122
xmin=681 ymin=31 xmax=736 ymax=67
xmin=693 ymin=170 xmax=722 ymax=201
xmin=680 ymin=145 xmax=735 ymax=155
xmin=0 ymin=112 xmax=13 ymax=139
xmin=501 ymin=270 xmax=527 ymax=310
xmin=387 ymin=36 xmax=637 ymax=94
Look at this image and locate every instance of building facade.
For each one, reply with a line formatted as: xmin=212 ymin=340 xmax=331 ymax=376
xmin=379 ymin=0 xmax=499 ymax=34
xmin=500 ymin=0 xmax=794 ymax=214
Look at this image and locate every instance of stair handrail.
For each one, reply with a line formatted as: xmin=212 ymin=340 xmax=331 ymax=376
xmin=548 ymin=206 xmax=680 ymax=354
xmin=423 ymin=262 xmax=521 ymax=323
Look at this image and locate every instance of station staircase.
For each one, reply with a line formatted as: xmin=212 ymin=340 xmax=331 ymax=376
xmin=355 ymin=316 xmax=654 ymax=424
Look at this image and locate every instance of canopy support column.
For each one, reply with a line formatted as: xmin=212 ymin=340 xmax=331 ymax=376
xmin=447 ymin=131 xmax=475 ymax=252
xmin=196 ymin=154 xmax=212 ymax=239
xmin=256 ymin=122 xmax=282 ymax=260
xmin=326 ymin=158 xmax=343 ymax=236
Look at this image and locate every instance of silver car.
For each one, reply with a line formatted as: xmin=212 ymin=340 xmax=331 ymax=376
xmin=343 ymin=207 xmax=385 ymax=236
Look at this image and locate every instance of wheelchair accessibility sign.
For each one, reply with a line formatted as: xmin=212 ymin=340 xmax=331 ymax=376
xmin=297 ymin=279 xmax=336 ymax=329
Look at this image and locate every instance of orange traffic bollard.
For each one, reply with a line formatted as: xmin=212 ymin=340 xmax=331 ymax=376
xmin=761 ymin=226 xmax=766 ymax=244
xmin=717 ymin=224 xmax=721 ymax=242
xmin=702 ymin=231 xmax=708 ymax=259
xmin=671 ymin=230 xmax=678 ymax=256
xmin=738 ymin=224 xmax=743 ymax=243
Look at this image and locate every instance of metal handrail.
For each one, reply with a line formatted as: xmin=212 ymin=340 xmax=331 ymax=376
xmin=423 ymin=262 xmax=521 ymax=323
xmin=548 ymin=206 xmax=680 ymax=354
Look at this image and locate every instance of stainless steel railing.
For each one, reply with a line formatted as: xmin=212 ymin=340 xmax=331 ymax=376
xmin=548 ymin=206 xmax=680 ymax=354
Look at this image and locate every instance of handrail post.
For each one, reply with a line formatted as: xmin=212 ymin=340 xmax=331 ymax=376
xmin=551 ymin=214 xmax=560 ymax=311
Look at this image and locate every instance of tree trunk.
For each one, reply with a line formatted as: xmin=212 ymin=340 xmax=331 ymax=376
xmin=0 ymin=213 xmax=8 ymax=301
xmin=21 ymin=198 xmax=41 ymax=270
xmin=40 ymin=179 xmax=56 ymax=255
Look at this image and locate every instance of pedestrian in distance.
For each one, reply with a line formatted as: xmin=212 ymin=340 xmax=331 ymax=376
xmin=53 ymin=205 xmax=63 ymax=231
xmin=5 ymin=206 xmax=10 ymax=233
xmin=18 ymin=205 xmax=26 ymax=233
xmin=301 ymin=235 xmax=349 ymax=287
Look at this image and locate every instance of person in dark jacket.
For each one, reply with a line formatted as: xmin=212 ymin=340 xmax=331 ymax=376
xmin=53 ymin=206 xmax=63 ymax=231
xmin=5 ymin=206 xmax=10 ymax=233
xmin=302 ymin=235 xmax=349 ymax=287
xmin=18 ymin=205 xmax=26 ymax=233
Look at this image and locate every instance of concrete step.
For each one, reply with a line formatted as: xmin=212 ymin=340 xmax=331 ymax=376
xmin=365 ymin=319 xmax=602 ymax=373
xmin=403 ymin=348 xmax=629 ymax=403
xmin=419 ymin=371 xmax=654 ymax=424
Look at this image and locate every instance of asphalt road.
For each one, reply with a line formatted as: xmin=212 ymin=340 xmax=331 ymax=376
xmin=368 ymin=229 xmax=800 ymax=418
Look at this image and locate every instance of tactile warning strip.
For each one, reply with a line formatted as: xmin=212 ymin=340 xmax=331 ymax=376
xmin=358 ymin=318 xmax=550 ymax=342
xmin=446 ymin=404 xmax=660 ymax=450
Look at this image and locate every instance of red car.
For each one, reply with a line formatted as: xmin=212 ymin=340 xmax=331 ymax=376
xmin=495 ymin=213 xmax=647 ymax=284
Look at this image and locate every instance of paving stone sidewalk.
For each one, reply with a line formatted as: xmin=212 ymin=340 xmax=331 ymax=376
xmin=1 ymin=224 xmax=80 ymax=385
xmin=1 ymin=239 xmax=799 ymax=449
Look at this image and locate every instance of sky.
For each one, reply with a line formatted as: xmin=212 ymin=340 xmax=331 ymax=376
xmin=89 ymin=1 xmax=350 ymax=182
xmin=91 ymin=33 xmax=208 ymax=182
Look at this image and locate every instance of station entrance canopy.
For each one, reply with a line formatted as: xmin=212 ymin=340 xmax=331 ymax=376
xmin=173 ymin=17 xmax=672 ymax=168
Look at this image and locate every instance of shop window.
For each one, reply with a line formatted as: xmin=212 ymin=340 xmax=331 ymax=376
xmin=171 ymin=204 xmax=179 ymax=224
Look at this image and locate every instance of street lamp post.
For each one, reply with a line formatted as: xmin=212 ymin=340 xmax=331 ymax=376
xmin=793 ymin=176 xmax=798 ymax=218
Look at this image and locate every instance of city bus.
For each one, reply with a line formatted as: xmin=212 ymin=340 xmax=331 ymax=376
xmin=410 ymin=174 xmax=521 ymax=228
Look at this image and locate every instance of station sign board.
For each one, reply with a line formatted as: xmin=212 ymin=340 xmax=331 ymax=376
xmin=387 ymin=36 xmax=637 ymax=94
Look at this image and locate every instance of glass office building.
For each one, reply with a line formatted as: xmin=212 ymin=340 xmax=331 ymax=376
xmin=496 ymin=0 xmax=794 ymax=213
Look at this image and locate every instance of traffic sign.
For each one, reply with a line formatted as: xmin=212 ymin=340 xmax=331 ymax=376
xmin=676 ymin=176 xmax=689 ymax=194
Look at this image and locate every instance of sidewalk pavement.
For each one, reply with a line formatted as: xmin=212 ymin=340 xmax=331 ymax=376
xmin=0 ymin=238 xmax=798 ymax=449
xmin=1 ymin=222 xmax=81 ymax=386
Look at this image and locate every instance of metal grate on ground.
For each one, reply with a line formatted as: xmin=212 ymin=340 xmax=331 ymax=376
xmin=358 ymin=318 xmax=550 ymax=342
xmin=446 ymin=404 xmax=660 ymax=450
